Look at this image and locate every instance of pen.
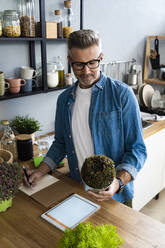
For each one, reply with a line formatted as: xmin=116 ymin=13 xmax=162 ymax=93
xmin=22 ymin=165 xmax=32 ymax=187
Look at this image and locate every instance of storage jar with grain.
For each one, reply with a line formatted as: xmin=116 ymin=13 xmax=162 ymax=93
xmin=3 ymin=10 xmax=21 ymax=37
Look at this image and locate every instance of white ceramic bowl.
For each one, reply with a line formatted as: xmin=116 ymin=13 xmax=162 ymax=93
xmin=82 ymin=179 xmax=110 ymax=192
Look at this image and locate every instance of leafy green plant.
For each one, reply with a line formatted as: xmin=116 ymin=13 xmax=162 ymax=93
xmin=0 ymin=162 xmax=22 ymax=202
xmin=58 ymin=222 xmax=123 ymax=248
xmin=81 ymin=155 xmax=116 ymax=189
xmin=11 ymin=115 xmax=41 ymax=134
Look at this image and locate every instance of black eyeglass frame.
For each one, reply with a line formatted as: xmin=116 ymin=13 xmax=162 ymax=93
xmin=71 ymin=55 xmax=102 ymax=70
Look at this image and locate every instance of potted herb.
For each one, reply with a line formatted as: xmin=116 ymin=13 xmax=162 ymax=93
xmin=81 ymin=155 xmax=116 ymax=191
xmin=11 ymin=115 xmax=41 ymax=134
xmin=0 ymin=161 xmax=22 ymax=212
xmin=11 ymin=115 xmax=42 ymax=143
xmin=58 ymin=222 xmax=123 ymax=248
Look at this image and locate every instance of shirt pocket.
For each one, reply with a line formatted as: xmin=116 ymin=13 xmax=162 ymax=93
xmin=97 ymin=110 xmax=121 ymax=138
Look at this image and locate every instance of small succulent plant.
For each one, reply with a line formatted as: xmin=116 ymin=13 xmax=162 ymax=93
xmin=81 ymin=155 xmax=116 ymax=190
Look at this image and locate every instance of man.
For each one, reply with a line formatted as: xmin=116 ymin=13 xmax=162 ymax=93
xmin=25 ymin=29 xmax=147 ymax=206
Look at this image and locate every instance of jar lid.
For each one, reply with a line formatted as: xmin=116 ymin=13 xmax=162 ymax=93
xmin=55 ymin=10 xmax=61 ymax=15
xmin=3 ymin=10 xmax=18 ymax=16
xmin=64 ymin=1 xmax=72 ymax=8
xmin=1 ymin=120 xmax=9 ymax=126
xmin=16 ymin=134 xmax=32 ymax=141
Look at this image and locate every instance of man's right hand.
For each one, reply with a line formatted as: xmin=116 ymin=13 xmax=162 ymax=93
xmin=23 ymin=162 xmax=51 ymax=187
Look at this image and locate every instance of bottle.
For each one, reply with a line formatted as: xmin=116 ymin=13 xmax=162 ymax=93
xmin=63 ymin=1 xmax=74 ymax=38
xmin=20 ymin=0 xmax=36 ymax=37
xmin=54 ymin=10 xmax=63 ymax=38
xmin=65 ymin=73 xmax=73 ymax=86
xmin=3 ymin=10 xmax=21 ymax=37
xmin=47 ymin=62 xmax=59 ymax=88
xmin=0 ymin=120 xmax=17 ymax=161
xmin=55 ymin=56 xmax=65 ymax=87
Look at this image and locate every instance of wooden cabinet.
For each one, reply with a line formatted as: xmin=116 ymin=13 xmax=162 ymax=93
xmin=0 ymin=0 xmax=84 ymax=101
xmin=133 ymin=128 xmax=165 ymax=211
xmin=144 ymin=35 xmax=165 ymax=85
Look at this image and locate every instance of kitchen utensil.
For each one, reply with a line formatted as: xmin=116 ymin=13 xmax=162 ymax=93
xmin=141 ymin=84 xmax=154 ymax=108
xmin=21 ymin=66 xmax=36 ymax=80
xmin=0 ymin=71 xmax=10 ymax=96
xmin=138 ymin=83 xmax=146 ymax=107
xmin=7 ymin=78 xmax=26 ymax=94
xmin=22 ymin=79 xmax=36 ymax=92
xmin=159 ymin=67 xmax=165 ymax=80
xmin=154 ymin=38 xmax=160 ymax=69
xmin=151 ymin=90 xmax=161 ymax=109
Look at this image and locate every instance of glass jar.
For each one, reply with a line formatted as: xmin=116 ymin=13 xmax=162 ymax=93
xmin=63 ymin=1 xmax=74 ymax=38
xmin=0 ymin=120 xmax=17 ymax=161
xmin=0 ymin=12 xmax=3 ymax=37
xmin=3 ymin=10 xmax=21 ymax=37
xmin=54 ymin=10 xmax=63 ymax=38
xmin=16 ymin=134 xmax=33 ymax=161
xmin=20 ymin=0 xmax=36 ymax=37
xmin=47 ymin=63 xmax=59 ymax=88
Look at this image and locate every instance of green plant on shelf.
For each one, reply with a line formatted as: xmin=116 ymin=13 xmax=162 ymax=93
xmin=11 ymin=115 xmax=42 ymax=134
xmin=58 ymin=222 xmax=123 ymax=248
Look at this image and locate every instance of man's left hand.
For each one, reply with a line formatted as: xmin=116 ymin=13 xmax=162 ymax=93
xmin=87 ymin=177 xmax=120 ymax=201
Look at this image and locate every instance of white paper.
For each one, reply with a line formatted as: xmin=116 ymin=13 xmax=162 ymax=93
xmin=19 ymin=174 xmax=59 ymax=196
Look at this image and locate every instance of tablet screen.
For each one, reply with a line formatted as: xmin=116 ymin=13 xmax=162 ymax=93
xmin=41 ymin=194 xmax=100 ymax=231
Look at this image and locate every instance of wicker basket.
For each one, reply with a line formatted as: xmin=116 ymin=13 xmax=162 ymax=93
xmin=0 ymin=149 xmax=13 ymax=163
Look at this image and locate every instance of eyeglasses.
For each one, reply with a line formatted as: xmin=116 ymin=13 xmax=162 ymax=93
xmin=71 ymin=55 xmax=101 ymax=71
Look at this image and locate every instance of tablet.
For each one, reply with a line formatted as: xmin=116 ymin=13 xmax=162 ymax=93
xmin=41 ymin=194 xmax=100 ymax=231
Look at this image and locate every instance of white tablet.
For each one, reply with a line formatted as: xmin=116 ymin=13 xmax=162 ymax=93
xmin=41 ymin=194 xmax=101 ymax=231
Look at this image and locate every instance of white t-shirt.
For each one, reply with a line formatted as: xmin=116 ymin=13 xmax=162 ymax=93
xmin=72 ymin=85 xmax=94 ymax=172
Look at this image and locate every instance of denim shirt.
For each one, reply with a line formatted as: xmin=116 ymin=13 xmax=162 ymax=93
xmin=44 ymin=72 xmax=147 ymax=203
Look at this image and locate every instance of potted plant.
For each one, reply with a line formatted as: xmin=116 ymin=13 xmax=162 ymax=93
xmin=58 ymin=222 xmax=123 ymax=248
xmin=11 ymin=115 xmax=42 ymax=143
xmin=81 ymin=155 xmax=116 ymax=191
xmin=0 ymin=161 xmax=22 ymax=212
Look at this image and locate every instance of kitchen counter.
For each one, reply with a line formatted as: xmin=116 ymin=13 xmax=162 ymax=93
xmin=143 ymin=120 xmax=165 ymax=139
xmin=0 ymin=169 xmax=165 ymax=248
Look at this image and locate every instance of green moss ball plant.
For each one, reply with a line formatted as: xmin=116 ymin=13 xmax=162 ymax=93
xmin=81 ymin=155 xmax=116 ymax=190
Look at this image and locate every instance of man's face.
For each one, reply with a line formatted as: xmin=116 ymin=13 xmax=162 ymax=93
xmin=68 ymin=44 xmax=103 ymax=89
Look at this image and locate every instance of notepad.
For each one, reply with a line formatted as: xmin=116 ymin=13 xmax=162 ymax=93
xmin=19 ymin=174 xmax=59 ymax=196
xmin=41 ymin=194 xmax=100 ymax=231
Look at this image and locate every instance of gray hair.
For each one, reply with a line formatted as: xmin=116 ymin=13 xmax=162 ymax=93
xmin=67 ymin=29 xmax=102 ymax=54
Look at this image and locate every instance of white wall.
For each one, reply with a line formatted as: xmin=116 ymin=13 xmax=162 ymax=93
xmin=0 ymin=0 xmax=165 ymax=134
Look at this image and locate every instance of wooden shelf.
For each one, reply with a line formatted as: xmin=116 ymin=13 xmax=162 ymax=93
xmin=144 ymin=78 xmax=165 ymax=85
xmin=0 ymin=37 xmax=42 ymax=41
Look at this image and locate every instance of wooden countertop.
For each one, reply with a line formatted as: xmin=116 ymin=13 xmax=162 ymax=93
xmin=0 ymin=170 xmax=165 ymax=248
xmin=143 ymin=120 xmax=165 ymax=139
